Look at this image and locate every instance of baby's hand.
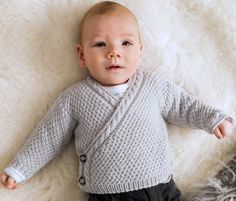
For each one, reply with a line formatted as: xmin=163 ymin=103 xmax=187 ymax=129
xmin=213 ymin=119 xmax=233 ymax=139
xmin=0 ymin=172 xmax=17 ymax=190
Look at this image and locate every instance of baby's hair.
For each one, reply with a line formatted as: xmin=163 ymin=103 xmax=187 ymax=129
xmin=79 ymin=1 xmax=139 ymax=45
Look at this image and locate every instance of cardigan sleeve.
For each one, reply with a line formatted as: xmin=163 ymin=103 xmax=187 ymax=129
xmin=157 ymin=76 xmax=233 ymax=133
xmin=4 ymin=90 xmax=77 ymax=183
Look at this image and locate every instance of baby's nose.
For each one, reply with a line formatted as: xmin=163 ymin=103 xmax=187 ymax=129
xmin=107 ymin=48 xmax=121 ymax=59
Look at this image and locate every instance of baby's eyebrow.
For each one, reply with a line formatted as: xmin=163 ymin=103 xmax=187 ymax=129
xmin=87 ymin=34 xmax=103 ymax=41
xmin=86 ymin=36 xmax=103 ymax=45
xmin=121 ymin=33 xmax=136 ymax=38
xmin=91 ymin=34 xmax=102 ymax=38
xmin=87 ymin=33 xmax=137 ymax=43
xmin=122 ymin=33 xmax=141 ymax=41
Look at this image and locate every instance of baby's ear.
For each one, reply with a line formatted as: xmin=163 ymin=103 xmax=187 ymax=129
xmin=76 ymin=45 xmax=86 ymax=68
xmin=139 ymin=43 xmax=144 ymax=57
xmin=140 ymin=43 xmax=144 ymax=51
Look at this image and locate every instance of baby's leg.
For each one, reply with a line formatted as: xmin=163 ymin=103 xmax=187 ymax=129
xmin=88 ymin=179 xmax=181 ymax=201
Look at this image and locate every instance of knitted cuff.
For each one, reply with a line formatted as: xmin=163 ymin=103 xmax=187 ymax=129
xmin=4 ymin=166 xmax=26 ymax=183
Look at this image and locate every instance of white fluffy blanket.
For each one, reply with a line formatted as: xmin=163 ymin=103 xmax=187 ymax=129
xmin=0 ymin=0 xmax=235 ymax=200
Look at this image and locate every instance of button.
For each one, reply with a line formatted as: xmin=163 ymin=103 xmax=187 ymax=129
xmin=80 ymin=154 xmax=87 ymax=163
xmin=79 ymin=176 xmax=86 ymax=185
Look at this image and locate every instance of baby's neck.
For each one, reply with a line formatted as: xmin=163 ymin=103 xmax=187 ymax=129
xmin=97 ymin=79 xmax=129 ymax=87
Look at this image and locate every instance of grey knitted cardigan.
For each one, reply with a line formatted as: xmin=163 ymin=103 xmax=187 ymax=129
xmin=4 ymin=70 xmax=228 ymax=194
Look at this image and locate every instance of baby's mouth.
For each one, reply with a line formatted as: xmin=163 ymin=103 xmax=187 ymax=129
xmin=106 ymin=65 xmax=124 ymax=70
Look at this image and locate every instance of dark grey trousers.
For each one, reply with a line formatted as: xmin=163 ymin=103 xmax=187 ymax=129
xmin=88 ymin=179 xmax=181 ymax=201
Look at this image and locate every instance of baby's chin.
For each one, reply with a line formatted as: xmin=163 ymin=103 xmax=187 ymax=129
xmin=98 ymin=78 xmax=129 ymax=86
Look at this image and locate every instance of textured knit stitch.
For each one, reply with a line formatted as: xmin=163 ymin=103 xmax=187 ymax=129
xmin=4 ymin=83 xmax=128 ymax=183
xmin=4 ymin=69 xmax=230 ymax=194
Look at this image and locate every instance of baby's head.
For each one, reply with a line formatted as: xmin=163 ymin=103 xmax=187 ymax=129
xmin=77 ymin=1 xmax=143 ymax=86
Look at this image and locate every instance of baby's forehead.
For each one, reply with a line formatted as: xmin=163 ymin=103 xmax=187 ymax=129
xmin=86 ymin=8 xmax=136 ymax=23
xmin=85 ymin=12 xmax=139 ymax=35
xmin=79 ymin=7 xmax=140 ymax=44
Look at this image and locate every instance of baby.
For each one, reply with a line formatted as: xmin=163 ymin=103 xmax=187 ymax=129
xmin=0 ymin=1 xmax=234 ymax=201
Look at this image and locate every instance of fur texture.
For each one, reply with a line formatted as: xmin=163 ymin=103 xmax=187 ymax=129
xmin=191 ymin=155 xmax=236 ymax=201
xmin=0 ymin=0 xmax=235 ymax=200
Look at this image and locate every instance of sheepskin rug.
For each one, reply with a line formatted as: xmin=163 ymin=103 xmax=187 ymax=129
xmin=0 ymin=0 xmax=235 ymax=200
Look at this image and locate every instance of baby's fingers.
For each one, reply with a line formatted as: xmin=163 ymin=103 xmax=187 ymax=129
xmin=219 ymin=121 xmax=233 ymax=137
xmin=1 ymin=173 xmax=17 ymax=189
xmin=1 ymin=173 xmax=8 ymax=185
xmin=213 ymin=127 xmax=223 ymax=139
xmin=6 ymin=177 xmax=16 ymax=189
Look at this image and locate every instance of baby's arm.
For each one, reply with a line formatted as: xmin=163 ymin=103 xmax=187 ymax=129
xmin=156 ymin=75 xmax=234 ymax=134
xmin=2 ymin=89 xmax=77 ymax=187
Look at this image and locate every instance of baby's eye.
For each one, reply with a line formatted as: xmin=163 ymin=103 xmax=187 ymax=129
xmin=94 ymin=42 xmax=106 ymax=47
xmin=122 ymin=41 xmax=133 ymax=46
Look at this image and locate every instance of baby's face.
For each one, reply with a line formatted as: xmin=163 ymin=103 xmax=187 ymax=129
xmin=77 ymin=10 xmax=142 ymax=86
